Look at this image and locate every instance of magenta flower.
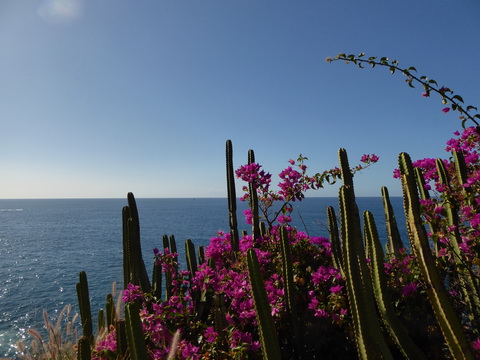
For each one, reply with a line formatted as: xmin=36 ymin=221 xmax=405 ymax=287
xmin=122 ymin=283 xmax=143 ymax=303
xmin=402 ymin=282 xmax=417 ymax=297
xmin=422 ymin=92 xmax=429 ymax=97
xmin=442 ymin=107 xmax=451 ymax=114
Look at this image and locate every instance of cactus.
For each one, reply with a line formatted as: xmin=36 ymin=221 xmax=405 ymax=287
xmin=77 ymin=336 xmax=91 ymax=360
xmin=435 ymin=158 xmax=480 ymax=317
xmin=327 ymin=206 xmax=344 ymax=275
xmin=76 ymin=271 xmax=93 ymax=341
xmin=198 ymin=245 xmax=205 ymax=265
xmin=97 ymin=309 xmax=105 ymax=332
xmin=105 ymin=293 xmax=115 ymax=329
xmin=339 ymin=185 xmax=393 ymax=360
xmin=398 ymin=152 xmax=474 ymax=360
xmin=381 ymin=186 xmax=404 ymax=255
xmin=124 ymin=301 xmax=148 ymax=360
xmin=279 ymin=226 xmax=302 ymax=357
xmin=248 ymin=149 xmax=261 ymax=240
xmin=115 ymin=319 xmax=128 ymax=358
xmin=185 ymin=239 xmax=198 ymax=277
xmin=226 ymin=139 xmax=240 ymax=252
xmin=123 ymin=193 xmax=151 ymax=292
xmin=246 ymin=248 xmax=282 ymax=359
xmin=363 ymin=210 xmax=427 ymax=359
xmin=152 ymin=255 xmax=163 ymax=300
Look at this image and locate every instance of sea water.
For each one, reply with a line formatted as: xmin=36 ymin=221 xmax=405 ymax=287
xmin=0 ymin=197 xmax=405 ymax=358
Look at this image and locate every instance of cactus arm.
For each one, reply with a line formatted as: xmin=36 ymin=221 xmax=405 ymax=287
xmin=77 ymin=336 xmax=91 ymax=360
xmin=226 ymin=140 xmax=240 ymax=252
xmin=340 ymin=186 xmax=393 ymax=360
xmin=185 ymin=239 xmax=198 ymax=277
xmin=125 ymin=302 xmax=148 ymax=360
xmin=327 ymin=206 xmax=344 ymax=275
xmin=399 ymin=152 xmax=474 ymax=360
xmin=246 ymin=248 xmax=282 ymax=359
xmin=381 ymin=186 xmax=404 ymax=254
xmin=364 ymin=211 xmax=427 ymax=359
xmin=76 ymin=271 xmax=93 ymax=341
xmin=105 ymin=293 xmax=115 ymax=329
xmin=123 ymin=193 xmax=151 ymax=292
xmin=248 ymin=149 xmax=261 ymax=240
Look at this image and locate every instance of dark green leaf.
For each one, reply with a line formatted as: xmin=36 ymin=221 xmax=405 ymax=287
xmin=452 ymin=95 xmax=464 ymax=103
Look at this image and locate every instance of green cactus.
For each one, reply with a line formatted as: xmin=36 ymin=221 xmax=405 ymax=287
xmin=364 ymin=210 xmax=427 ymax=359
xmin=185 ymin=239 xmax=198 ymax=277
xmin=97 ymin=309 xmax=105 ymax=332
xmin=115 ymin=319 xmax=128 ymax=358
xmin=198 ymin=245 xmax=205 ymax=265
xmin=339 ymin=186 xmax=393 ymax=360
xmin=399 ymin=152 xmax=474 ymax=360
xmin=226 ymin=139 xmax=240 ymax=252
xmin=248 ymin=149 xmax=261 ymax=240
xmin=381 ymin=186 xmax=404 ymax=255
xmin=123 ymin=193 xmax=151 ymax=292
xmin=125 ymin=301 xmax=148 ymax=360
xmin=327 ymin=206 xmax=344 ymax=275
xmin=435 ymin=158 xmax=480 ymax=317
xmin=280 ymin=226 xmax=302 ymax=357
xmin=105 ymin=293 xmax=115 ymax=329
xmin=77 ymin=335 xmax=91 ymax=360
xmin=152 ymin=255 xmax=163 ymax=300
xmin=76 ymin=271 xmax=93 ymax=341
xmin=246 ymin=248 xmax=282 ymax=359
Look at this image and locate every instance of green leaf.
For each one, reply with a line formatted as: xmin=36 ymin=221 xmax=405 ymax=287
xmin=466 ymin=105 xmax=478 ymax=112
xmin=428 ymin=79 xmax=438 ymax=86
xmin=390 ymin=66 xmax=396 ymax=74
xmin=408 ymin=66 xmax=417 ymax=72
xmin=452 ymin=95 xmax=464 ymax=103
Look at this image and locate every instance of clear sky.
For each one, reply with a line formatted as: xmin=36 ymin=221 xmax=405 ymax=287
xmin=1 ymin=0 xmax=480 ymax=199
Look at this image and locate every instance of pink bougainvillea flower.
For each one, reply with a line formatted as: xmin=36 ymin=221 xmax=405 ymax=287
xmin=422 ymin=92 xmax=429 ymax=97
xmin=402 ymin=282 xmax=417 ymax=297
xmin=442 ymin=107 xmax=451 ymax=114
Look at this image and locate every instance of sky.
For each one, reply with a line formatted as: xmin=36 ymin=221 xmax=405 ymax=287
xmin=1 ymin=0 xmax=480 ymax=199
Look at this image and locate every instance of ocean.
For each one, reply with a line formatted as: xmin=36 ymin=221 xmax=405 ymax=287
xmin=0 ymin=197 xmax=406 ymax=358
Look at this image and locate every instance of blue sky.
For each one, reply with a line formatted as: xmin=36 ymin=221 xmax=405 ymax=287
xmin=1 ymin=0 xmax=480 ymax=199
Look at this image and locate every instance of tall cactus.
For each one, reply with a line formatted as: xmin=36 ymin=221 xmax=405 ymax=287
xmin=339 ymin=186 xmax=393 ymax=360
xmin=76 ymin=271 xmax=93 ymax=341
xmin=124 ymin=301 xmax=148 ymax=360
xmin=381 ymin=186 xmax=404 ymax=255
xmin=123 ymin=193 xmax=151 ymax=292
xmin=248 ymin=149 xmax=261 ymax=240
xmin=226 ymin=139 xmax=240 ymax=252
xmin=363 ymin=210 xmax=427 ymax=359
xmin=327 ymin=206 xmax=343 ymax=275
xmin=279 ymin=226 xmax=302 ymax=357
xmin=398 ymin=152 xmax=474 ymax=360
xmin=246 ymin=248 xmax=282 ymax=359
xmin=77 ymin=336 xmax=91 ymax=360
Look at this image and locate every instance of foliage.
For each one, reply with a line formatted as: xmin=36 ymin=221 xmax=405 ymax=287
xmin=326 ymin=52 xmax=480 ymax=128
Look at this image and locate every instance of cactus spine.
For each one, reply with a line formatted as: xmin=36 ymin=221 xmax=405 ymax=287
xmin=399 ymin=152 xmax=474 ymax=360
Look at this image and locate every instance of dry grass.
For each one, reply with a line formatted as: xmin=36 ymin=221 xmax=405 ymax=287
xmin=16 ymin=282 xmax=123 ymax=359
